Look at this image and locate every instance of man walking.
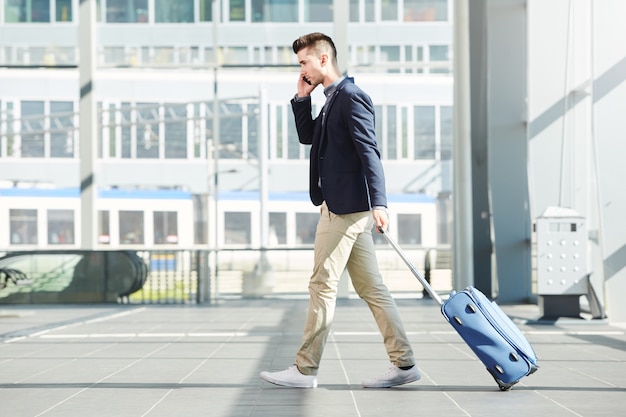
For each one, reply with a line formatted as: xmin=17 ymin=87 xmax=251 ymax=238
xmin=260 ymin=32 xmax=420 ymax=389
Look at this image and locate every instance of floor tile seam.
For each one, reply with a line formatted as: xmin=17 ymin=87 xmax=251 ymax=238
xmin=25 ymin=340 xmax=176 ymax=417
xmin=1 ymin=307 xmax=147 ymax=344
xmin=22 ymin=328 xmax=618 ymax=340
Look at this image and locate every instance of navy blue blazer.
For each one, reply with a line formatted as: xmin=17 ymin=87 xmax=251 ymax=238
xmin=291 ymin=77 xmax=387 ymax=215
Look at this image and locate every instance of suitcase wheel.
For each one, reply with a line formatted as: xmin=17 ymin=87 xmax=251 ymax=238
xmin=498 ymin=382 xmax=515 ymax=391
xmin=453 ymin=316 xmax=463 ymax=325
xmin=487 ymin=368 xmax=518 ymax=391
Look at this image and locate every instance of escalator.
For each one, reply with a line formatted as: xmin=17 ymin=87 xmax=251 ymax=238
xmin=0 ymin=251 xmax=148 ymax=304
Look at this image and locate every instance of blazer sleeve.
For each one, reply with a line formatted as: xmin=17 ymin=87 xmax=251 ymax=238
xmin=291 ymin=96 xmax=315 ymax=145
xmin=346 ymin=90 xmax=388 ymax=208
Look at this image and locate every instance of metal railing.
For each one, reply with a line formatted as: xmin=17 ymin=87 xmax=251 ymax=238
xmin=0 ymin=246 xmax=452 ymax=305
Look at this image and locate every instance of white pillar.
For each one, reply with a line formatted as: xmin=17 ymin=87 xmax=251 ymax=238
xmin=453 ymin=0 xmax=474 ymax=290
xmin=79 ymin=0 xmax=98 ymax=250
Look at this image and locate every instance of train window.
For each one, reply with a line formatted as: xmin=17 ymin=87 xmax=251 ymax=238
xmin=269 ymin=212 xmax=287 ymax=245
xmin=99 ymin=210 xmax=111 ymax=244
xmin=9 ymin=209 xmax=38 ymax=245
xmin=225 ymin=212 xmax=251 ymax=244
xmin=154 ymin=211 xmax=178 ymax=244
xmin=119 ymin=211 xmax=144 ymax=244
xmin=398 ymin=213 xmax=422 ymax=245
xmin=47 ymin=209 xmax=75 ymax=244
xmin=296 ymin=213 xmax=318 ymax=245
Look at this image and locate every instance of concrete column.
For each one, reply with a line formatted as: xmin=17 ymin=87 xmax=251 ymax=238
xmin=468 ymin=0 xmax=493 ymax=295
xmin=452 ymin=0 xmax=474 ymax=290
xmin=79 ymin=0 xmax=98 ymax=250
xmin=486 ymin=0 xmax=532 ymax=303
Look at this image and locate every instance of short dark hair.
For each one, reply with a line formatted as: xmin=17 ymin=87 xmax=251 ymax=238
xmin=292 ymin=32 xmax=337 ymax=62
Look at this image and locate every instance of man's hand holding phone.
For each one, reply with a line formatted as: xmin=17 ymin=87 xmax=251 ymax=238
xmin=297 ymin=73 xmax=316 ymax=97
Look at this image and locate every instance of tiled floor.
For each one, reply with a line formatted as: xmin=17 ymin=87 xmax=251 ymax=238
xmin=1 ymin=298 xmax=625 ymax=417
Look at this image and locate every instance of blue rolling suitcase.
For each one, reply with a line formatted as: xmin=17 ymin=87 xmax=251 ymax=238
xmin=381 ymin=229 xmax=538 ymax=390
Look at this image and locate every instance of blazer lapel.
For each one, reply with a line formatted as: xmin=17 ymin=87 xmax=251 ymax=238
xmin=318 ymin=78 xmax=349 ymax=153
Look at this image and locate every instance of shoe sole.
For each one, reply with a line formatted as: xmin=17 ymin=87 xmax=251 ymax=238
xmin=260 ymin=372 xmax=317 ymax=388
xmin=362 ymin=374 xmax=421 ymax=388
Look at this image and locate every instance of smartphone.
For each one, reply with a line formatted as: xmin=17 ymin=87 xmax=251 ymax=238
xmin=302 ymin=76 xmax=312 ymax=85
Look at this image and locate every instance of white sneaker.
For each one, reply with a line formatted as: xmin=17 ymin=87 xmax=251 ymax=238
xmin=362 ymin=364 xmax=421 ymax=388
xmin=260 ymin=365 xmax=318 ymax=388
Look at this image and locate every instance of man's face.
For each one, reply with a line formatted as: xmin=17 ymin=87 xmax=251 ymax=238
xmin=297 ymin=47 xmax=326 ymax=86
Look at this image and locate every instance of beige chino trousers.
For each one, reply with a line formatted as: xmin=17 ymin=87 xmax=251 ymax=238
xmin=295 ymin=202 xmax=415 ymax=375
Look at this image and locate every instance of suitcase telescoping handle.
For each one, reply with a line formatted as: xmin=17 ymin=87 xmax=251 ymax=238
xmin=379 ymin=227 xmax=444 ymax=306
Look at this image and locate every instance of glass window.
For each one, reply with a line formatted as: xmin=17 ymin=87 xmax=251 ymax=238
xmin=416 ymin=46 xmax=424 ymax=73
xmin=269 ymin=212 xmax=287 ymax=245
xmin=275 ymin=104 xmax=284 ymax=159
xmin=10 ymin=209 xmax=38 ymax=245
xmin=306 ymin=0 xmax=332 ymax=22
xmin=401 ymin=107 xmax=409 ymax=158
xmin=364 ymin=0 xmax=375 ymax=21
xmin=230 ymin=0 xmax=245 ymax=21
xmin=287 ymin=108 xmax=300 ymax=159
xmin=219 ymin=103 xmax=243 ymax=159
xmin=404 ymin=0 xmax=448 ymax=22
xmin=20 ymin=101 xmax=45 ymax=157
xmin=154 ymin=211 xmax=178 ymax=244
xmin=5 ymin=0 xmax=50 ymax=22
xmin=355 ymin=45 xmax=375 ymax=66
xmin=440 ymin=105 xmax=453 ymax=160
xmin=374 ymin=105 xmax=383 ymax=154
xmin=98 ymin=210 xmax=110 ymax=244
xmin=155 ymin=0 xmax=193 ymax=23
xmin=164 ymin=103 xmax=187 ymax=159
xmin=414 ymin=106 xmax=435 ymax=159
xmin=120 ymin=102 xmax=132 ymax=158
xmin=398 ymin=213 xmax=422 ymax=245
xmin=247 ymin=103 xmax=259 ymax=159
xmin=252 ymin=0 xmax=298 ymax=23
xmin=386 ymin=105 xmax=397 ymax=159
xmin=429 ymin=45 xmax=450 ymax=74
xmin=380 ymin=45 xmax=401 ymax=73
xmin=137 ymin=103 xmax=160 ymax=159
xmin=221 ymin=46 xmax=248 ymax=65
xmin=119 ymin=211 xmax=144 ymax=244
xmin=199 ymin=0 xmax=213 ymax=21
xmin=4 ymin=102 xmax=17 ymax=157
xmin=50 ymin=101 xmax=74 ymax=158
xmin=295 ymin=213 xmax=318 ymax=245
xmin=106 ymin=0 xmax=148 ymax=23
xmin=381 ymin=0 xmax=398 ymax=21
xmin=47 ymin=209 xmax=74 ymax=245
xmin=225 ymin=212 xmax=251 ymax=244
xmin=56 ymin=0 xmax=72 ymax=22
xmin=349 ymin=0 xmax=358 ymax=22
